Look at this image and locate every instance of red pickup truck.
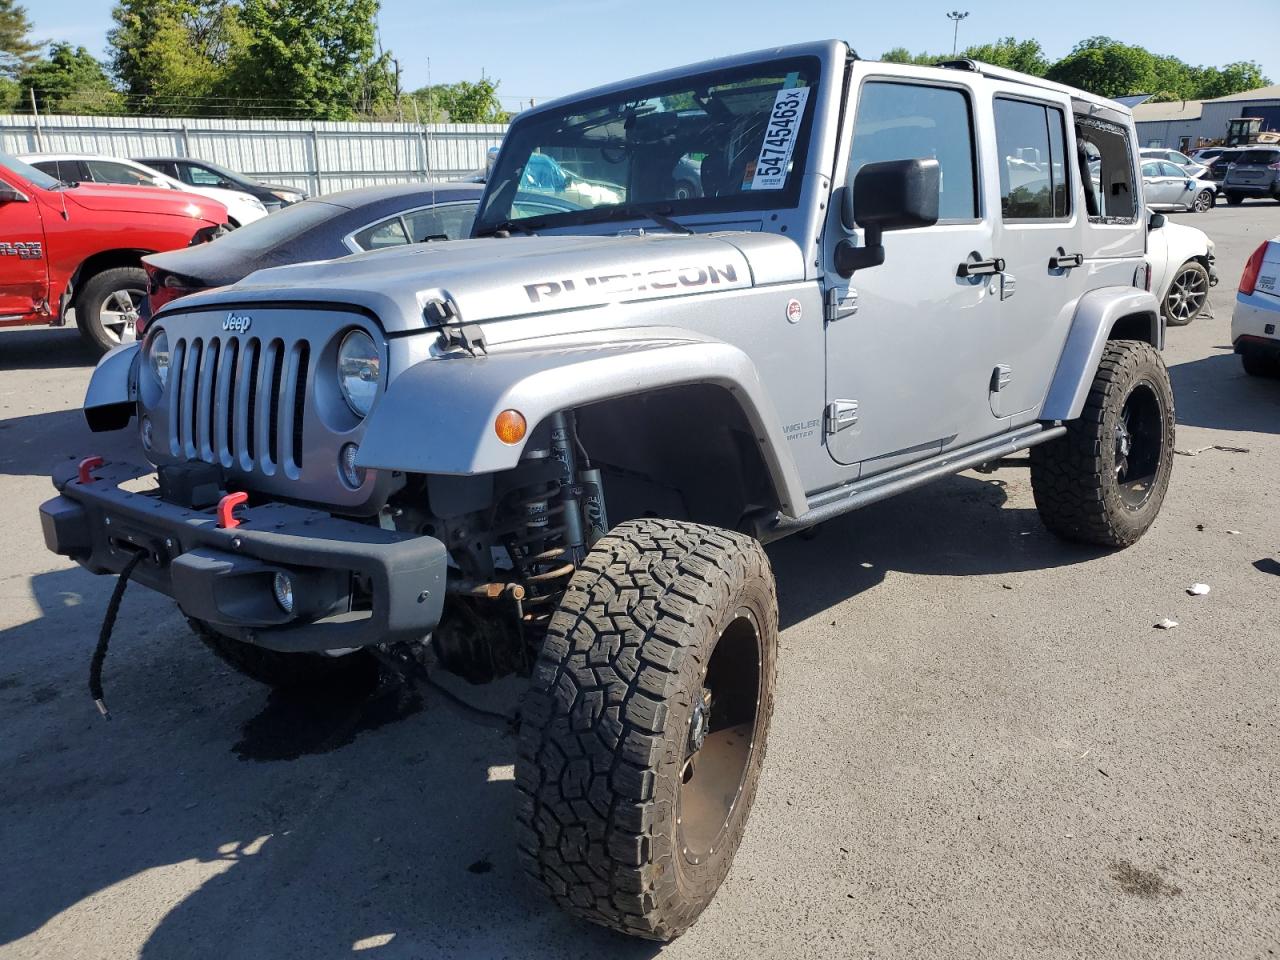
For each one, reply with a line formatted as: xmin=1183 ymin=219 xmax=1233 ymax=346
xmin=1 ymin=152 xmax=228 ymax=353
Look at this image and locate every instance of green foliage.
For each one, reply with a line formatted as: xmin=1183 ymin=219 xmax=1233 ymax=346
xmin=962 ymin=37 xmax=1048 ymax=76
xmin=109 ymin=0 xmax=247 ymax=114
xmin=879 ymin=47 xmax=940 ymax=66
xmin=410 ymin=78 xmax=504 ymax=123
xmin=1192 ymin=60 xmax=1269 ymax=100
xmin=0 ymin=0 xmax=39 ymax=79
xmin=21 ymin=42 xmax=123 ymax=114
xmin=0 ymin=74 xmax=19 ymax=110
xmin=230 ymin=0 xmax=396 ymax=119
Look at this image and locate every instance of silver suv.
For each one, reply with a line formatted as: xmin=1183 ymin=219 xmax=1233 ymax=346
xmin=43 ymin=41 xmax=1174 ymax=941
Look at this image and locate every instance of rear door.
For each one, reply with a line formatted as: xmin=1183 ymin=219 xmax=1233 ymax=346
xmin=824 ymin=65 xmax=1004 ymax=470
xmin=0 ymin=169 xmax=48 ymax=321
xmin=988 ymin=87 xmax=1087 ymax=420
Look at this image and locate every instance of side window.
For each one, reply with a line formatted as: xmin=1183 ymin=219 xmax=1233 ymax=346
xmin=1141 ymin=162 xmax=1161 ymax=178
xmin=848 ymin=81 xmax=978 ymax=221
xmin=351 ymin=217 xmax=411 ymax=251
xmin=1076 ymin=116 xmax=1137 ymax=223
xmin=1160 ymin=162 xmax=1186 ymax=178
xmin=150 ymin=161 xmax=179 ymax=178
xmin=402 ymin=202 xmax=478 ymax=242
xmin=30 ymin=160 xmax=59 ymax=179
xmin=185 ymin=164 xmax=231 ymax=188
xmin=993 ymin=98 xmax=1070 ymax=220
xmin=84 ymin=160 xmax=163 ymax=188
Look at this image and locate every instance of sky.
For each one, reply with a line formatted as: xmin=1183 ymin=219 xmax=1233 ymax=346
xmin=26 ymin=0 xmax=1280 ymax=113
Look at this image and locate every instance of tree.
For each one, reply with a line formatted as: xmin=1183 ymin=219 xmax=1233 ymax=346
xmin=1193 ymin=60 xmax=1269 ymax=100
xmin=962 ymin=37 xmax=1048 ymax=76
xmin=1044 ymin=37 xmax=1160 ymax=99
xmin=21 ymin=42 xmax=123 ymax=114
xmin=230 ymin=0 xmax=396 ymax=119
xmin=879 ymin=47 xmax=940 ymax=66
xmin=109 ymin=0 xmax=246 ymax=115
xmin=0 ymin=0 xmax=39 ymax=79
xmin=410 ymin=78 xmax=504 ymax=123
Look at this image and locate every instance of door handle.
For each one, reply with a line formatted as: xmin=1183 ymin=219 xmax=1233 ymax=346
xmin=1049 ymin=252 xmax=1084 ymax=270
xmin=957 ymin=256 xmax=1004 ymax=278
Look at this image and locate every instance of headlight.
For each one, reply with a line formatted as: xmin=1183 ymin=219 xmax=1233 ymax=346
xmin=248 ymin=198 xmax=267 ymax=211
xmin=146 ymin=328 xmax=171 ymax=386
xmin=337 ymin=330 xmax=380 ymax=417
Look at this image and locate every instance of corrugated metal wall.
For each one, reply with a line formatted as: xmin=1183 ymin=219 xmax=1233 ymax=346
xmin=0 ymin=114 xmax=507 ymax=196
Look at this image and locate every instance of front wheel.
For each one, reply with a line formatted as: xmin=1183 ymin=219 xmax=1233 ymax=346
xmin=1226 ymin=193 xmax=1245 ymax=206
xmin=74 ymin=266 xmax=147 ymax=354
xmin=1030 ymin=340 xmax=1175 ymax=547
xmin=1163 ymin=260 xmax=1210 ymax=326
xmin=1193 ymin=189 xmax=1214 ymax=212
xmin=516 ymin=519 xmax=777 ymax=940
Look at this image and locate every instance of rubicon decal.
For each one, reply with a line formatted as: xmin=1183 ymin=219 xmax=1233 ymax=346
xmin=524 ymin=264 xmax=741 ymax=304
xmin=0 ymin=241 xmax=42 ymax=260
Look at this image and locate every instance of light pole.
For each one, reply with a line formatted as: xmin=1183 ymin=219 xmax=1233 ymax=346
xmin=946 ymin=10 xmax=969 ymax=56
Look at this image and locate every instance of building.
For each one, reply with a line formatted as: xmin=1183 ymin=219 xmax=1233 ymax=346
xmin=1134 ymin=84 xmax=1280 ymax=150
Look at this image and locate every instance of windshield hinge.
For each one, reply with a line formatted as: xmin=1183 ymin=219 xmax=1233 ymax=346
xmin=439 ymin=323 xmax=487 ymax=357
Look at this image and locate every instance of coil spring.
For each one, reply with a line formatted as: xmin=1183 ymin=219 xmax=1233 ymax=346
xmin=505 ymin=479 xmax=576 ymax=618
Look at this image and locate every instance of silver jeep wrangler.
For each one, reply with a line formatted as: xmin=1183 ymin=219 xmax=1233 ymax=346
xmin=42 ymin=40 xmax=1174 ymax=940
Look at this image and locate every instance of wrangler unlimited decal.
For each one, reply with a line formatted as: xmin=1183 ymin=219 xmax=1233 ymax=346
xmin=524 ymin=263 xmax=740 ymax=303
xmin=0 ymin=241 xmax=42 ymax=260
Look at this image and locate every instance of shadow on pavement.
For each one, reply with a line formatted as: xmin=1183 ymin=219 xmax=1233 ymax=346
xmin=0 ymin=470 xmax=1098 ymax=959
xmin=0 ymin=408 xmax=143 ymax=479
xmin=1168 ymin=348 xmax=1280 ymax=436
xmin=0 ymin=327 xmax=95 ymax=372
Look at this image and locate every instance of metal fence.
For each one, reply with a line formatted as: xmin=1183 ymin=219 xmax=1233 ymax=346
xmin=0 ymin=114 xmax=508 ymax=196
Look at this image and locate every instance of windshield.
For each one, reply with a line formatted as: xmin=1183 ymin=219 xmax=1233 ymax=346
xmin=0 ymin=151 xmax=61 ymax=190
xmin=474 ymin=56 xmax=820 ymax=234
xmin=1237 ymin=149 xmax=1280 ymax=164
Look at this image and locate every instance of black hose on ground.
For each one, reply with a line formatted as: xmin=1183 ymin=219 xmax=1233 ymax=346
xmin=89 ymin=550 xmax=145 ymax=720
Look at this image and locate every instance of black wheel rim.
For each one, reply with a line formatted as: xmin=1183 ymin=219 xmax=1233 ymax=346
xmin=1166 ymin=267 xmax=1207 ymax=324
xmin=1113 ymin=380 xmax=1165 ymax=509
xmin=677 ymin=606 xmax=762 ymax=863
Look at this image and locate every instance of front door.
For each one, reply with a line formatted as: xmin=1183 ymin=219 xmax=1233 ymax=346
xmin=0 ymin=174 xmax=48 ymax=321
xmin=988 ymin=90 xmax=1088 ymax=420
xmin=824 ymin=66 xmax=1004 ymax=471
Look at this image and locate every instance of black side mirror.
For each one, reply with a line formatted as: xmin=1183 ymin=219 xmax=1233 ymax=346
xmin=0 ymin=184 xmax=29 ymax=203
xmin=1148 ymin=212 xmax=1166 ymax=229
xmin=835 ymin=158 xmax=940 ymax=278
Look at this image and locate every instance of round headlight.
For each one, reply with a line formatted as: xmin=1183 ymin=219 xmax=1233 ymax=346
xmin=337 ymin=330 xmax=380 ymax=417
xmin=146 ymin=328 xmax=170 ymax=386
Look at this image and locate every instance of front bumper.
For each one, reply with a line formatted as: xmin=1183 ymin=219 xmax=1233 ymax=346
xmin=40 ymin=460 xmax=446 ymax=652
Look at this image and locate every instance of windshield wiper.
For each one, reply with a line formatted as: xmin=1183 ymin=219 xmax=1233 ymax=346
xmin=587 ymin=204 xmax=693 ymax=235
xmin=474 ymin=218 xmax=540 ymax=238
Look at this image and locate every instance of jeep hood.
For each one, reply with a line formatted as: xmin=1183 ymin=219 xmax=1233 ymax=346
xmin=162 ymin=232 xmax=807 ymax=334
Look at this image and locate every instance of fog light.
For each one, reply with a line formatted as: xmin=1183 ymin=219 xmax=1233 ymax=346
xmin=339 ymin=442 xmax=366 ymax=488
xmin=272 ymin=572 xmax=294 ymax=614
xmin=140 ymin=416 xmax=154 ymax=451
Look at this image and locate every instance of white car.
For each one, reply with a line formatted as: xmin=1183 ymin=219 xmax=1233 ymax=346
xmin=19 ymin=153 xmax=268 ymax=227
xmin=1231 ymin=236 xmax=1280 ymax=377
xmin=1147 ymin=216 xmax=1217 ymax=326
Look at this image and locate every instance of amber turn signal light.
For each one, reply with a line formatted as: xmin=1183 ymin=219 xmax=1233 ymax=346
xmin=494 ymin=409 xmax=527 ymax=444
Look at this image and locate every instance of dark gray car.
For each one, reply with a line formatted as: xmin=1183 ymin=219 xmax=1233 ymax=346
xmin=1222 ymin=146 xmax=1280 ymax=205
xmin=135 ymin=156 xmax=308 ymax=211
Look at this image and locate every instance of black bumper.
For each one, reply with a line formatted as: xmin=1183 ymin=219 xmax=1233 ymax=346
xmin=40 ymin=461 xmax=447 ymax=653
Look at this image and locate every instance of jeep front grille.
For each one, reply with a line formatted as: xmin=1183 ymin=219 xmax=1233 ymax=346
xmin=167 ymin=334 xmax=310 ymax=479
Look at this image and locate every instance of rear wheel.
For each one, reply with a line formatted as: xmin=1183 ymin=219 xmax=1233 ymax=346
xmin=1030 ymin=340 xmax=1175 ymax=547
xmin=189 ymin=618 xmax=381 ymax=693
xmin=1241 ymin=351 xmax=1280 ymax=378
xmin=1162 ymin=260 xmax=1209 ymax=326
xmin=74 ymin=266 xmax=147 ymax=354
xmin=1226 ymin=193 xmax=1245 ymax=206
xmin=516 ymin=519 xmax=777 ymax=940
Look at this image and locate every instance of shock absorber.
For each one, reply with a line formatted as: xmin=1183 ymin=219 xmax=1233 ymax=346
xmin=548 ymin=411 xmax=587 ymax=565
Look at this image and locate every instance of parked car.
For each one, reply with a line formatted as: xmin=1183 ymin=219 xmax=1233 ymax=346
xmin=1147 ymin=216 xmax=1217 ymax=325
xmin=19 ymin=153 xmax=268 ymax=227
xmin=1139 ymin=147 xmax=1210 ymax=179
xmin=1203 ymin=148 xmax=1242 ymax=183
xmin=133 ymin=156 xmax=306 ymax=211
xmin=1141 ymin=159 xmax=1217 ymax=212
xmin=1231 ymin=236 xmax=1280 ymax=376
xmin=0 ymin=151 xmax=226 ymax=352
xmin=1221 ymin=146 xmax=1280 ymax=205
xmin=1190 ymin=146 xmax=1228 ymax=163
xmin=49 ymin=43 xmax=1177 ymax=941
xmin=139 ymin=182 xmax=489 ymax=318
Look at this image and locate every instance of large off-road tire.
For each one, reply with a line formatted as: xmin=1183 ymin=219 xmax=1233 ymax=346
xmin=74 ymin=266 xmax=147 ymax=355
xmin=516 ymin=519 xmax=778 ymax=940
xmin=1030 ymin=340 xmax=1175 ymax=547
xmin=1162 ymin=260 xmax=1210 ymax=326
xmin=189 ymin=618 xmax=380 ymax=693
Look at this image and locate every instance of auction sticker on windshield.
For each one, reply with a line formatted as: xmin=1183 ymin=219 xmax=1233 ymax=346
xmin=747 ymin=86 xmax=810 ymax=191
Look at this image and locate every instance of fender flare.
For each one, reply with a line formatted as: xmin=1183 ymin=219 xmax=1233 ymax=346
xmin=84 ymin=342 xmax=139 ymax=432
xmin=358 ymin=331 xmax=809 ymax=518
xmin=1040 ymin=287 xmax=1162 ymax=422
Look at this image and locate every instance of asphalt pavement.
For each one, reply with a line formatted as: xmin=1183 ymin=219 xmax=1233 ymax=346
xmin=1 ymin=204 xmax=1278 ymax=960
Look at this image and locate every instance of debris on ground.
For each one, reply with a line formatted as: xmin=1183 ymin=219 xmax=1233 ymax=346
xmin=1227 ymin=530 xmax=1241 ymax=536
xmin=1187 ymin=583 xmax=1211 ymax=596
xmin=1154 ymin=618 xmax=1179 ymax=630
xmin=1174 ymin=444 xmax=1251 ymax=457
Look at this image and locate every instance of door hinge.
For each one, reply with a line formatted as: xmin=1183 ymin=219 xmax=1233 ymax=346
xmin=991 ymin=364 xmax=1012 ymax=392
xmin=824 ymin=399 xmax=859 ymax=435
xmin=824 ymin=285 xmax=858 ymax=322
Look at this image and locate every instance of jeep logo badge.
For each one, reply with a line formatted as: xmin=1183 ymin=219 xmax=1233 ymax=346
xmin=222 ymin=313 xmax=252 ymax=333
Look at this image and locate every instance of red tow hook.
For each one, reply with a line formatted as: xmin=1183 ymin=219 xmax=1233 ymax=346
xmin=217 ymin=491 xmax=249 ymax=529
xmin=78 ymin=456 xmax=104 ymax=484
